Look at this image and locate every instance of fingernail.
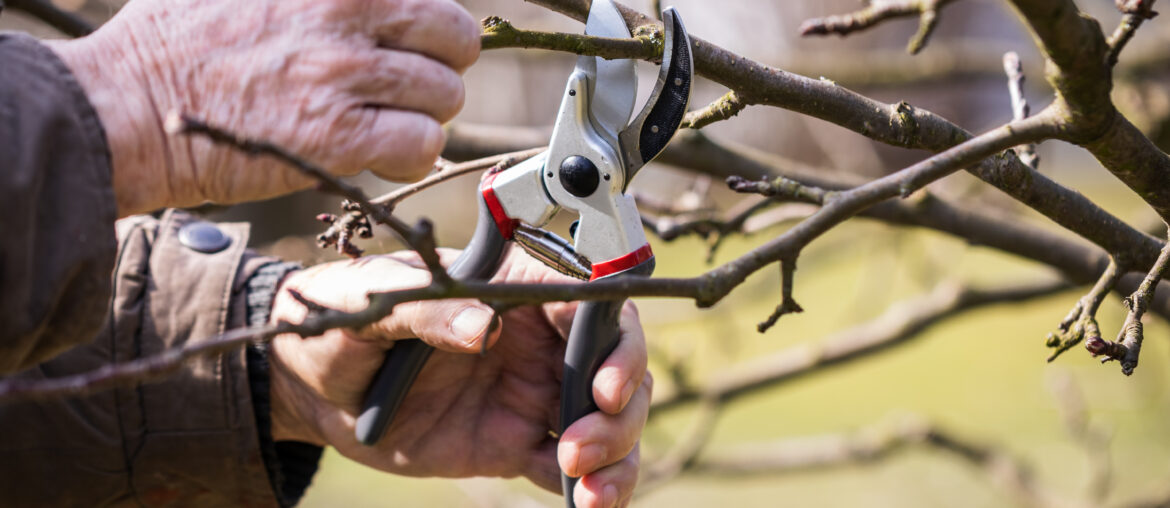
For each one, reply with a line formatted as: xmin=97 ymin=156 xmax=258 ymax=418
xmin=620 ymin=378 xmax=636 ymax=409
xmin=603 ymin=484 xmax=619 ymax=508
xmin=576 ymin=443 xmax=606 ymax=475
xmin=452 ymin=307 xmax=492 ymax=345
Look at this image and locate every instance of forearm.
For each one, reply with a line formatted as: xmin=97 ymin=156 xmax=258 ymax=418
xmin=0 ymin=32 xmax=117 ymax=373
xmin=0 ymin=211 xmax=310 ymax=507
xmin=44 ymin=33 xmax=175 ymax=216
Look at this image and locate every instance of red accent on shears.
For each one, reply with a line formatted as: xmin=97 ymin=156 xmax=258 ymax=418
xmin=481 ymin=172 xmax=518 ymax=239
xmin=589 ymin=243 xmax=653 ymax=281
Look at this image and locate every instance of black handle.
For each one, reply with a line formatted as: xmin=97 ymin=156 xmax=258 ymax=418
xmin=559 ymin=299 xmax=623 ymax=504
xmin=355 ymin=197 xmax=507 ymax=445
xmin=618 ymin=7 xmax=693 ymax=183
xmin=559 ymin=261 xmax=653 ymax=507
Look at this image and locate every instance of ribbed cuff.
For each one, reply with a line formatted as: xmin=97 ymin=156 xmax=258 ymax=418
xmin=244 ymin=262 xmax=322 ymax=507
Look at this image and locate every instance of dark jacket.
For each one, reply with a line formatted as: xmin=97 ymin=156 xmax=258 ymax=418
xmin=0 ymin=32 xmax=317 ymax=506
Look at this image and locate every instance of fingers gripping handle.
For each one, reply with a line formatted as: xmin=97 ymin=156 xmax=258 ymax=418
xmin=355 ymin=197 xmax=507 ymax=445
xmin=355 ymin=341 xmax=433 ymax=445
xmin=559 ymin=299 xmax=622 ymax=506
xmin=558 ymin=263 xmax=652 ymax=507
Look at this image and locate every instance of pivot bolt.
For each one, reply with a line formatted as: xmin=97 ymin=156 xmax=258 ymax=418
xmin=558 ymin=156 xmax=600 ymax=198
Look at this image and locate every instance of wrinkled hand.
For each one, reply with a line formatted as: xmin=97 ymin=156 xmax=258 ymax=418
xmin=268 ymin=248 xmax=650 ymax=508
xmin=46 ymin=0 xmax=479 ymax=216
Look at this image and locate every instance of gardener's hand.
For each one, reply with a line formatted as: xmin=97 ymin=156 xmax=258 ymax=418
xmin=268 ymin=248 xmax=650 ymax=508
xmin=45 ymin=0 xmax=479 ymax=216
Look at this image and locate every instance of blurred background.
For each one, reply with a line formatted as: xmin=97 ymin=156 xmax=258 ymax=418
xmin=5 ymin=0 xmax=1170 ymax=506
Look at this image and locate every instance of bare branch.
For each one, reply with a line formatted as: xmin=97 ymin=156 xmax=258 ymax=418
xmin=370 ymin=147 xmax=546 ymax=211
xmin=727 ymin=174 xmax=831 ymax=203
xmin=683 ymin=415 xmax=1059 ymax=507
xmin=447 ymin=124 xmax=1170 ymax=326
xmin=652 ymin=278 xmax=1070 ymax=413
xmin=4 ymin=107 xmax=1063 ymax=402
xmin=1003 ymin=51 xmax=1039 ymax=169
xmin=681 ymin=91 xmax=748 ymax=130
xmin=1106 ymin=0 xmax=1160 ymax=67
xmin=480 ymin=15 xmax=658 ymax=59
xmin=1006 ymin=0 xmax=1170 ymax=224
xmin=641 ymin=197 xmax=813 ymax=262
xmin=166 ymin=112 xmax=453 ymax=285
xmin=757 ymin=258 xmax=803 ymax=333
xmin=799 ymin=0 xmax=958 ymax=54
xmin=490 ymin=4 xmax=1167 ymax=278
xmin=1047 ymin=258 xmax=1122 ymax=362
xmin=1089 ymin=226 xmax=1170 ymax=374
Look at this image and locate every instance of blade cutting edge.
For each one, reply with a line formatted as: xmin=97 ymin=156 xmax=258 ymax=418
xmin=580 ymin=0 xmax=636 ymax=144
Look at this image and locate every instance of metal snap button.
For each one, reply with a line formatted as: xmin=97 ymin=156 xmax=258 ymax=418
xmin=178 ymin=221 xmax=231 ymax=253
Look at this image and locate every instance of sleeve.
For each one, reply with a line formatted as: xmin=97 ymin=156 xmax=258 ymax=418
xmin=0 ymin=210 xmax=319 ymax=507
xmin=0 ymin=32 xmax=118 ymax=374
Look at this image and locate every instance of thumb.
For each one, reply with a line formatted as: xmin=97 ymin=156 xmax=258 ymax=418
xmin=367 ymin=298 xmax=500 ymax=353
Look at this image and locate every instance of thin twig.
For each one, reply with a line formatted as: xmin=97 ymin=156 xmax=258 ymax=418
xmin=652 ymin=278 xmax=1070 ymax=413
xmin=799 ymin=0 xmax=958 ymax=54
xmin=757 ymin=258 xmax=803 ymax=333
xmin=370 ymin=147 xmax=546 ymax=210
xmin=1106 ymin=0 xmax=1160 ymax=67
xmin=1003 ymin=51 xmax=1039 ymax=169
xmin=1048 ymin=258 xmax=1121 ymax=362
xmin=166 ymin=112 xmax=453 ymax=285
xmin=682 ymin=414 xmax=1058 ymax=507
xmin=480 ymin=16 xmax=659 ymax=60
xmin=1089 ymin=226 xmax=1170 ymax=374
xmin=681 ymin=91 xmax=748 ymax=130
xmin=727 ymin=174 xmax=831 ymax=204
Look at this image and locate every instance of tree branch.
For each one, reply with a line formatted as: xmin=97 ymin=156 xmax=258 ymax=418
xmin=799 ymin=0 xmax=959 ymax=55
xmin=480 ymin=15 xmax=658 ymax=60
xmin=681 ymin=91 xmax=748 ymax=130
xmin=682 ymin=415 xmax=1059 ymax=508
xmin=3 ymin=106 xmax=1063 ymax=402
xmin=498 ymin=3 xmax=1167 ymax=277
xmin=370 ymin=147 xmax=547 ymax=211
xmin=1047 ymin=258 xmax=1122 ymax=362
xmin=1006 ymin=0 xmax=1170 ymax=223
xmin=166 ymin=113 xmax=452 ymax=283
xmin=1106 ymin=0 xmax=1160 ymax=67
xmin=652 ymin=278 xmax=1070 ymax=413
xmin=1003 ymin=51 xmax=1039 ymax=169
xmin=756 ymin=257 xmax=803 ymax=333
xmin=446 ymin=124 xmax=1170 ymax=324
xmin=1087 ymin=227 xmax=1170 ymax=374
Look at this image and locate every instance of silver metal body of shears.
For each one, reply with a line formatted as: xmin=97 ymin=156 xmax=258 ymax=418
xmin=355 ymin=2 xmax=693 ymax=506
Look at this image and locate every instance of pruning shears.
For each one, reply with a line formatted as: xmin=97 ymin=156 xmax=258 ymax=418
xmin=355 ymin=1 xmax=693 ymax=505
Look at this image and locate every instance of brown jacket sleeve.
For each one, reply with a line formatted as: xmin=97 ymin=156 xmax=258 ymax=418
xmin=0 ymin=32 xmax=117 ymax=373
xmin=0 ymin=210 xmax=284 ymax=507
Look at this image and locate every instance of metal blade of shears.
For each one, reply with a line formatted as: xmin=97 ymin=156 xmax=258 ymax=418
xmin=579 ymin=0 xmax=636 ymax=146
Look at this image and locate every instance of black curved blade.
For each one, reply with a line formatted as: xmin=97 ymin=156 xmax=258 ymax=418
xmin=618 ymin=7 xmax=694 ymax=188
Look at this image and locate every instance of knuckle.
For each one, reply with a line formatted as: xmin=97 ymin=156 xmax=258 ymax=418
xmin=436 ymin=76 xmax=466 ymax=122
xmin=450 ymin=9 xmax=481 ymax=68
xmin=402 ymin=118 xmax=444 ymax=180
